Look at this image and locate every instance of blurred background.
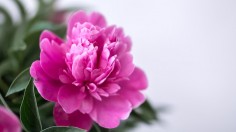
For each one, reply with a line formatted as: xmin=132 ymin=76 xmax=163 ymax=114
xmin=0 ymin=0 xmax=236 ymax=132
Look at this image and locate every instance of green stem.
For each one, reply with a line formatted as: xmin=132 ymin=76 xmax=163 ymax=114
xmin=0 ymin=92 xmax=9 ymax=109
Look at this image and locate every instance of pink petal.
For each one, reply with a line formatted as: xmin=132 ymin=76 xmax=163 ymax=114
xmin=30 ymin=61 xmax=61 ymax=102
xmin=117 ymin=67 xmax=148 ymax=107
xmin=79 ymin=96 xmax=94 ymax=114
xmin=40 ymin=39 xmax=65 ymax=60
xmin=40 ymin=39 xmax=66 ymax=80
xmin=40 ymin=53 xmax=60 ymax=80
xmin=105 ymin=26 xmax=131 ymax=55
xmin=123 ymin=36 xmax=132 ymax=52
xmin=67 ymin=11 xmax=88 ymax=38
xmin=89 ymin=12 xmax=107 ymax=28
xmin=89 ymin=96 xmax=132 ymax=128
xmin=94 ymin=66 xmax=114 ymax=85
xmin=40 ymin=30 xmax=63 ymax=44
xmin=120 ymin=67 xmax=148 ymax=90
xmin=30 ymin=60 xmax=48 ymax=80
xmin=109 ymin=60 xmax=121 ymax=78
xmin=54 ymin=103 xmax=93 ymax=131
xmin=119 ymin=89 xmax=145 ymax=108
xmin=71 ymin=55 xmax=87 ymax=82
xmin=58 ymin=85 xmax=86 ymax=113
xmin=104 ymin=25 xmax=116 ymax=35
xmin=97 ymin=88 xmax=109 ymax=97
xmin=34 ymin=80 xmax=62 ymax=102
xmin=118 ymin=53 xmax=134 ymax=77
xmin=0 ymin=106 xmax=21 ymax=132
xmin=101 ymin=83 xmax=121 ymax=94
xmin=99 ymin=47 xmax=110 ymax=69
xmin=90 ymin=92 xmax=102 ymax=101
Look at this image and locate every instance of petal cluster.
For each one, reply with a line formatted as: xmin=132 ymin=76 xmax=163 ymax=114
xmin=0 ymin=106 xmax=21 ymax=132
xmin=30 ymin=11 xmax=148 ymax=130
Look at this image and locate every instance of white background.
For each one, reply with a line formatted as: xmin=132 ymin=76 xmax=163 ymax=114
xmin=1 ymin=0 xmax=236 ymax=132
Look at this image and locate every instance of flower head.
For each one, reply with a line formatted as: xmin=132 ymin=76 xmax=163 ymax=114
xmin=30 ymin=10 xmax=148 ymax=130
xmin=0 ymin=106 xmax=21 ymax=132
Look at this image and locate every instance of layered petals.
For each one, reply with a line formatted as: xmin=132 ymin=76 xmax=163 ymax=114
xmin=40 ymin=38 xmax=66 ymax=80
xmin=40 ymin=30 xmax=63 ymax=44
xmin=30 ymin=61 xmax=61 ymax=102
xmin=68 ymin=11 xmax=106 ymax=38
xmin=89 ymin=12 xmax=107 ymax=28
xmin=30 ymin=10 xmax=148 ymax=130
xmin=58 ymin=85 xmax=86 ymax=113
xmin=79 ymin=96 xmax=94 ymax=114
xmin=90 ymin=96 xmax=132 ymax=128
xmin=54 ymin=103 xmax=93 ymax=131
xmin=118 ymin=89 xmax=145 ymax=108
xmin=118 ymin=67 xmax=148 ymax=108
xmin=119 ymin=67 xmax=148 ymax=90
xmin=68 ymin=11 xmax=88 ymax=37
xmin=118 ymin=53 xmax=135 ymax=77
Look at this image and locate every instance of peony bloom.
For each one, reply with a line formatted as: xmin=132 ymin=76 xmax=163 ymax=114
xmin=0 ymin=106 xmax=21 ymax=132
xmin=30 ymin=11 xmax=148 ymax=130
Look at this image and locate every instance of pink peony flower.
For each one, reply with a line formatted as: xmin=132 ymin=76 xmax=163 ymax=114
xmin=0 ymin=106 xmax=21 ymax=132
xmin=30 ymin=10 xmax=148 ymax=130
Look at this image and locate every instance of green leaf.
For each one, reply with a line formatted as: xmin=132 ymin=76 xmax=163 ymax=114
xmin=132 ymin=100 xmax=158 ymax=124
xmin=26 ymin=21 xmax=66 ymax=37
xmin=0 ymin=92 xmax=9 ymax=108
xmin=39 ymin=102 xmax=54 ymax=129
xmin=24 ymin=21 xmax=65 ymax=45
xmin=20 ymin=78 xmax=42 ymax=132
xmin=41 ymin=126 xmax=86 ymax=132
xmin=27 ymin=21 xmax=55 ymax=33
xmin=6 ymin=68 xmax=30 ymax=96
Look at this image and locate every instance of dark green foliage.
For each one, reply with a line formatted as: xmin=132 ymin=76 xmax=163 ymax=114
xmin=20 ymin=78 xmax=42 ymax=132
xmin=6 ymin=68 xmax=30 ymax=96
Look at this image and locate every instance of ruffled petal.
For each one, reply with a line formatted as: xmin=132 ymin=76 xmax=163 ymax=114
xmin=67 ymin=11 xmax=88 ymax=38
xmin=71 ymin=54 xmax=87 ymax=82
xmin=100 ymin=83 xmax=120 ymax=94
xmin=40 ymin=39 xmax=65 ymax=64
xmin=40 ymin=30 xmax=63 ymax=44
xmin=117 ymin=67 xmax=147 ymax=107
xmin=79 ymin=96 xmax=94 ymax=114
xmin=30 ymin=60 xmax=48 ymax=80
xmin=118 ymin=53 xmax=134 ymax=77
xmin=40 ymin=39 xmax=66 ymax=80
xmin=119 ymin=89 xmax=145 ymax=108
xmin=30 ymin=61 xmax=61 ymax=102
xmin=89 ymin=96 xmax=132 ymax=128
xmin=58 ymin=85 xmax=86 ymax=113
xmin=54 ymin=103 xmax=93 ymax=131
xmin=120 ymin=67 xmax=148 ymax=90
xmin=123 ymin=36 xmax=132 ymax=52
xmin=89 ymin=12 xmax=107 ymax=28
